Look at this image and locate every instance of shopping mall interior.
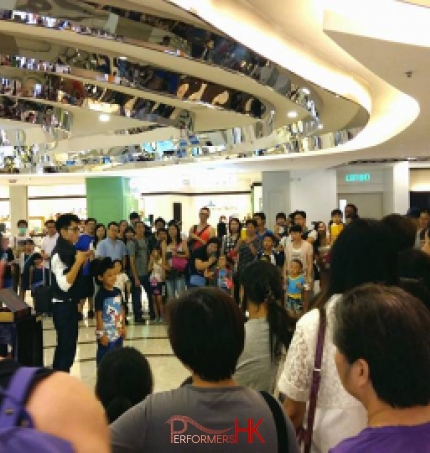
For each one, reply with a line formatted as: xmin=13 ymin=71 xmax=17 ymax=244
xmin=0 ymin=1 xmax=429 ymax=452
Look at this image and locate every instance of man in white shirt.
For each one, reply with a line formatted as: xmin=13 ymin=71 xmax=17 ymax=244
xmin=40 ymin=219 xmax=59 ymax=269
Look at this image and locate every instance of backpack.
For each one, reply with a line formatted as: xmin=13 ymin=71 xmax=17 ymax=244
xmin=0 ymin=367 xmax=74 ymax=452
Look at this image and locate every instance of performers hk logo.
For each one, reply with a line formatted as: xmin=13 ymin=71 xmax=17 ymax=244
xmin=166 ymin=416 xmax=265 ymax=444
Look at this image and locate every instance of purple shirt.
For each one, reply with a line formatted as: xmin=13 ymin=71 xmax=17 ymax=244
xmin=330 ymin=422 xmax=430 ymax=453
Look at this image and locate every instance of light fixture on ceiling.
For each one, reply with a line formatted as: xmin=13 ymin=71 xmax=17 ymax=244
xmin=99 ymin=113 xmax=110 ymax=122
xmin=301 ymin=88 xmax=310 ymax=95
xmin=287 ymin=111 xmax=298 ymax=119
xmin=318 ymin=124 xmax=324 ymax=130
xmin=118 ymin=56 xmax=127 ymax=60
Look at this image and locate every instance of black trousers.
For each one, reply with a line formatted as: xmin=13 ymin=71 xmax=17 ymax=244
xmin=52 ymin=301 xmax=79 ymax=373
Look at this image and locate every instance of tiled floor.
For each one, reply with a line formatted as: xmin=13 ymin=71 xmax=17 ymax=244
xmin=42 ymin=317 xmax=189 ymax=392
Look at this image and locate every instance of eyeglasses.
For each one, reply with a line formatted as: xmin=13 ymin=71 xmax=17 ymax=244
xmin=67 ymin=227 xmax=80 ymax=232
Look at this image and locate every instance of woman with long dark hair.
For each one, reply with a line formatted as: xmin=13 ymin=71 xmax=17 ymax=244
xmin=234 ymin=260 xmax=293 ymax=393
xmin=221 ymin=218 xmax=242 ymax=302
xmin=278 ymin=219 xmax=398 ymax=453
xmin=161 ymin=222 xmax=189 ymax=299
xmin=92 ymin=224 xmax=107 ymax=251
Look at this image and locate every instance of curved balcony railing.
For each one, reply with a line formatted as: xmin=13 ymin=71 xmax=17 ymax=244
xmin=0 ymin=8 xmax=320 ymax=121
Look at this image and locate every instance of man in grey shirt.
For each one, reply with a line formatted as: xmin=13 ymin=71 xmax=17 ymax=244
xmin=110 ymin=288 xmax=299 ymax=453
xmin=127 ymin=221 xmax=153 ymax=322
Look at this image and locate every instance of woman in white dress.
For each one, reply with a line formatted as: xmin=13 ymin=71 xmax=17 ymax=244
xmin=278 ymin=219 xmax=398 ymax=453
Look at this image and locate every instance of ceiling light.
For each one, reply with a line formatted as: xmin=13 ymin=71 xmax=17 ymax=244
xmin=318 ymin=124 xmax=324 ymax=130
xmin=99 ymin=113 xmax=110 ymax=122
xmin=301 ymin=88 xmax=310 ymax=95
xmin=287 ymin=111 xmax=298 ymax=119
xmin=118 ymin=56 xmax=127 ymax=60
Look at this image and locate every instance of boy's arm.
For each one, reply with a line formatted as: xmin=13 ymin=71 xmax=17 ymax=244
xmin=29 ymin=266 xmax=33 ymax=287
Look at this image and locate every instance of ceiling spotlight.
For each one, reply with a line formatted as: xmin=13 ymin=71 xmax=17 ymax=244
xmin=301 ymin=88 xmax=310 ymax=95
xmin=118 ymin=56 xmax=127 ymax=60
xmin=287 ymin=111 xmax=298 ymax=119
xmin=318 ymin=124 xmax=324 ymax=130
xmin=99 ymin=113 xmax=110 ymax=122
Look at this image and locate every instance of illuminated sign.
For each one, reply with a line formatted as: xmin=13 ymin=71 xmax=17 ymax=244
xmin=345 ymin=173 xmax=371 ymax=182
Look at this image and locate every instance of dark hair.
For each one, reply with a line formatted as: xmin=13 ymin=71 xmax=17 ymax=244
xmin=93 ymin=223 xmax=107 ymax=248
xmin=276 ymin=212 xmax=287 ymax=221
xmin=398 ymin=249 xmax=430 ymax=311
xmin=123 ymin=225 xmax=135 ymax=237
xmin=45 ymin=220 xmax=56 ymax=227
xmin=56 ymin=213 xmax=80 ymax=232
xmin=90 ymin=257 xmax=114 ymax=282
xmin=168 ymin=288 xmax=245 ymax=381
xmin=334 ymin=284 xmax=430 ymax=408
xmin=240 ymin=261 xmax=292 ymax=360
xmin=245 ymin=219 xmax=257 ymax=228
xmin=263 ymin=233 xmax=275 ymax=242
xmin=156 ymin=227 xmax=167 ymax=236
xmin=290 ymin=224 xmax=303 ymax=234
xmin=154 ymin=217 xmax=166 ymax=227
xmin=293 ymin=210 xmax=307 ymax=219
xmin=254 ymin=212 xmax=266 ymax=222
xmin=316 ymin=219 xmax=398 ymax=309
xmin=345 ymin=203 xmax=358 ymax=216
xmin=228 ymin=217 xmax=242 ymax=235
xmin=85 ymin=217 xmax=97 ymax=225
xmin=32 ymin=252 xmax=42 ymax=261
xmin=96 ymin=347 xmax=153 ymax=423
xmin=291 ymin=258 xmax=303 ymax=269
xmin=419 ymin=208 xmax=430 ymax=216
xmin=217 ymin=221 xmax=227 ymax=238
xmin=381 ymin=214 xmax=416 ymax=253
xmin=112 ymin=259 xmax=123 ymax=270
xmin=167 ymin=223 xmax=182 ymax=245
xmin=331 ymin=209 xmax=342 ymax=217
xmin=25 ymin=239 xmax=34 ymax=245
xmin=134 ymin=221 xmax=145 ymax=228
xmin=200 ymin=207 xmax=210 ymax=214
xmin=129 ymin=212 xmax=140 ymax=220
xmin=107 ymin=221 xmax=119 ymax=230
xmin=17 ymin=219 xmax=28 ymax=228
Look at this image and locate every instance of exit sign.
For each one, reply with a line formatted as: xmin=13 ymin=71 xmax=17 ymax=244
xmin=345 ymin=173 xmax=371 ymax=182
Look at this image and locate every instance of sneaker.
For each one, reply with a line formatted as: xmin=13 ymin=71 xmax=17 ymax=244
xmin=134 ymin=317 xmax=146 ymax=324
xmin=125 ymin=318 xmax=129 ymax=325
xmin=87 ymin=310 xmax=95 ymax=319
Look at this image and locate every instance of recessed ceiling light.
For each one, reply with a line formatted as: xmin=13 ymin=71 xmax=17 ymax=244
xmin=287 ymin=111 xmax=298 ymax=119
xmin=99 ymin=113 xmax=110 ymax=122
xmin=301 ymin=88 xmax=310 ymax=95
xmin=118 ymin=56 xmax=127 ymax=60
xmin=318 ymin=124 xmax=324 ymax=130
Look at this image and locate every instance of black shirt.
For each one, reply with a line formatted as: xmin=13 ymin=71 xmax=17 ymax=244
xmin=190 ymin=246 xmax=212 ymax=275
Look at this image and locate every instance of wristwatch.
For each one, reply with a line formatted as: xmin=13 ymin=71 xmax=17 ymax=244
xmin=95 ymin=330 xmax=105 ymax=339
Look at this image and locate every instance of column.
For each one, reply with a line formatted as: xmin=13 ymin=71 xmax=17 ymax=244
xmin=262 ymin=169 xmax=337 ymax=225
xmin=9 ymin=185 xmax=28 ymax=237
xmin=86 ymin=177 xmax=138 ymax=225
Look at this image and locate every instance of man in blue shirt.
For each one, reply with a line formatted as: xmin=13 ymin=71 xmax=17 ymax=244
xmin=96 ymin=222 xmax=127 ymax=269
xmin=75 ymin=218 xmax=96 ymax=320
xmin=253 ymin=212 xmax=274 ymax=251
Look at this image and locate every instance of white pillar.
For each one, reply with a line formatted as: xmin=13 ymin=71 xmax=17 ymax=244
xmin=9 ymin=185 xmax=28 ymax=237
xmin=262 ymin=169 xmax=338 ymax=225
xmin=392 ymin=162 xmax=409 ymax=214
xmin=262 ymin=171 xmax=291 ymax=226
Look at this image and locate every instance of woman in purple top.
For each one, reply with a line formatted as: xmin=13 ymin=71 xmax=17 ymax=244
xmin=331 ymin=284 xmax=430 ymax=453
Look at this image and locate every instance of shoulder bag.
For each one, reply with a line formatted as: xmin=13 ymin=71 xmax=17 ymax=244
xmin=171 ymin=244 xmax=188 ymax=273
xmin=300 ymin=308 xmax=327 ymax=453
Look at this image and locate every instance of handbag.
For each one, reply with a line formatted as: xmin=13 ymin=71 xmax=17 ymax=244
xmin=33 ymin=269 xmax=53 ymax=314
xmin=171 ymin=246 xmax=188 ymax=273
xmin=300 ymin=308 xmax=327 ymax=453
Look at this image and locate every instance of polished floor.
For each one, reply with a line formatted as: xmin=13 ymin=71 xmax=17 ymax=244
xmin=42 ymin=316 xmax=189 ymax=392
